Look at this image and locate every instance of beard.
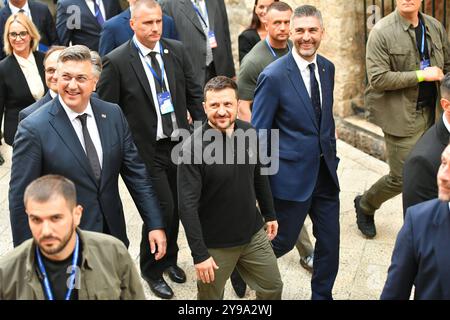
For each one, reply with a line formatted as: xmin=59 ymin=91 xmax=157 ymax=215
xmin=37 ymin=225 xmax=75 ymax=256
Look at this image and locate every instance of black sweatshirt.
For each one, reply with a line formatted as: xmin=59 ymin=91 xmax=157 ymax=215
xmin=177 ymin=120 xmax=276 ymax=264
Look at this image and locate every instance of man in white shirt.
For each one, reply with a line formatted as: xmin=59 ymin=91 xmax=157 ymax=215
xmin=9 ymin=45 xmax=168 ymax=276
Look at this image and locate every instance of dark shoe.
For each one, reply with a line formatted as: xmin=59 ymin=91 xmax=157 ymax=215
xmin=354 ymin=195 xmax=376 ymax=238
xmin=230 ymin=269 xmax=246 ymax=298
xmin=165 ymin=265 xmax=186 ymax=283
xmin=300 ymin=253 xmax=314 ymax=273
xmin=145 ymin=276 xmax=174 ymax=299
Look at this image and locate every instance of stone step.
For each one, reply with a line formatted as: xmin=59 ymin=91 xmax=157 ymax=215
xmin=336 ymin=115 xmax=386 ymax=162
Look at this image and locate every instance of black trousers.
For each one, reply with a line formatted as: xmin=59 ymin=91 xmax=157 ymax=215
xmin=140 ymin=139 xmax=180 ymax=279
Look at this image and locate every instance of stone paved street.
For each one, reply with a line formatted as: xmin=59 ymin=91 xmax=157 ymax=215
xmin=0 ymin=140 xmax=403 ymax=300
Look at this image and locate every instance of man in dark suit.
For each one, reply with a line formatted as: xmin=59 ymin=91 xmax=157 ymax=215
xmin=161 ymin=0 xmax=235 ymax=87
xmin=0 ymin=0 xmax=58 ymax=60
xmin=381 ymin=143 xmax=450 ymax=300
xmin=251 ymin=5 xmax=340 ymax=300
xmin=19 ymin=45 xmax=65 ymax=121
xmin=56 ymin=0 xmax=121 ymax=51
xmin=402 ymin=73 xmax=450 ymax=214
xmin=9 ymin=45 xmax=167 ymax=264
xmin=98 ymin=0 xmax=177 ymax=56
xmin=96 ymin=0 xmax=205 ymax=299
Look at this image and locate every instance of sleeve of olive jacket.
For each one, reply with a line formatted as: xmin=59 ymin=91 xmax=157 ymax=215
xmin=117 ymin=242 xmax=146 ymax=300
xmin=366 ymin=27 xmax=419 ymax=91
xmin=442 ymin=25 xmax=450 ymax=75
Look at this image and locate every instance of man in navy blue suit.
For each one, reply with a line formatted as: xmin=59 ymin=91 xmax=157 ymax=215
xmin=98 ymin=0 xmax=177 ymax=56
xmin=0 ymin=0 xmax=58 ymax=60
xmin=56 ymin=0 xmax=121 ymax=51
xmin=9 ymin=45 xmax=167 ymax=264
xmin=251 ymin=5 xmax=340 ymax=300
xmin=381 ymin=143 xmax=450 ymax=300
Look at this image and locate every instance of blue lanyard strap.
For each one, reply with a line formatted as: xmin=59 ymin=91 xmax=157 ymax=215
xmin=134 ymin=40 xmax=166 ymax=89
xmin=36 ymin=234 xmax=79 ymax=300
xmin=419 ymin=20 xmax=426 ymax=57
xmin=192 ymin=2 xmax=208 ymax=28
xmin=265 ymin=38 xmax=291 ymax=58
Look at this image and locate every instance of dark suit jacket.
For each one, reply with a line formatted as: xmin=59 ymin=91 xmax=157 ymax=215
xmin=381 ymin=199 xmax=450 ymax=300
xmin=9 ymin=97 xmax=164 ymax=247
xmin=18 ymin=90 xmax=53 ymax=122
xmin=96 ymin=38 xmax=205 ymax=169
xmin=161 ymin=0 xmax=235 ymax=86
xmin=402 ymin=116 xmax=450 ymax=214
xmin=251 ymin=53 xmax=340 ymax=201
xmin=0 ymin=51 xmax=46 ymax=145
xmin=56 ymin=0 xmax=121 ymax=51
xmin=98 ymin=8 xmax=178 ymax=56
xmin=0 ymin=1 xmax=58 ymax=60
xmin=238 ymin=28 xmax=259 ymax=63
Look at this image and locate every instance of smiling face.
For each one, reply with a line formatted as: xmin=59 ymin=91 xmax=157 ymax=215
xmin=57 ymin=59 xmax=97 ymax=113
xmin=290 ymin=15 xmax=324 ymax=62
xmin=27 ymin=195 xmax=82 ymax=259
xmin=44 ymin=50 xmax=63 ymax=93
xmin=255 ymin=0 xmax=275 ymax=25
xmin=8 ymin=21 xmax=31 ymax=57
xmin=203 ymin=88 xmax=238 ymax=133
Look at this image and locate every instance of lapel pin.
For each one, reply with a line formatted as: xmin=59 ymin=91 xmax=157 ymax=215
xmin=322 ymin=68 xmax=325 ymax=72
xmin=164 ymin=49 xmax=169 ymax=54
xmin=101 ymin=114 xmax=106 ymax=118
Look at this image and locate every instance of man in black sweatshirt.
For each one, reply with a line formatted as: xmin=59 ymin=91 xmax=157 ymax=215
xmin=177 ymin=76 xmax=283 ymax=300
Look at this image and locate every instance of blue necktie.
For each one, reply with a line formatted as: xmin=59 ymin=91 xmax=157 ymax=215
xmin=308 ymin=63 xmax=322 ymax=127
xmin=94 ymin=0 xmax=104 ymax=25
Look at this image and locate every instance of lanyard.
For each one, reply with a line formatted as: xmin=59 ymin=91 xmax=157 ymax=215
xmin=265 ymin=38 xmax=291 ymax=58
xmin=134 ymin=40 xmax=166 ymax=89
xmin=36 ymin=234 xmax=79 ymax=300
xmin=419 ymin=19 xmax=426 ymax=58
xmin=192 ymin=1 xmax=209 ymax=28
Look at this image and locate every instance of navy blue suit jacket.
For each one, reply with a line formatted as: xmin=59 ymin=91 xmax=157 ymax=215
xmin=56 ymin=0 xmax=121 ymax=51
xmin=251 ymin=53 xmax=339 ymax=202
xmin=0 ymin=1 xmax=58 ymax=60
xmin=18 ymin=90 xmax=53 ymax=122
xmin=381 ymin=199 xmax=450 ymax=300
xmin=98 ymin=8 xmax=178 ymax=56
xmin=9 ymin=97 xmax=164 ymax=247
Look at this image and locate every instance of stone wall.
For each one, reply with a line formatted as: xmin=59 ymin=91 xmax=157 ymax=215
xmin=225 ymin=0 xmax=367 ymax=118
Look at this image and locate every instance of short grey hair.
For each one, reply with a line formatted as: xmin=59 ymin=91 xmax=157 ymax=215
xmin=291 ymin=5 xmax=323 ymax=28
xmin=57 ymin=45 xmax=100 ymax=76
xmin=90 ymin=51 xmax=102 ymax=78
xmin=24 ymin=175 xmax=77 ymax=209
xmin=441 ymin=73 xmax=450 ymax=100
xmin=131 ymin=0 xmax=159 ymax=19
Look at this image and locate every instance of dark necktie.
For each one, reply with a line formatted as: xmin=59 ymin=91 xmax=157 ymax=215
xmin=18 ymin=8 xmax=25 ymax=13
xmin=94 ymin=0 xmax=104 ymax=25
xmin=149 ymin=51 xmax=173 ymax=137
xmin=308 ymin=63 xmax=322 ymax=127
xmin=77 ymin=114 xmax=101 ymax=181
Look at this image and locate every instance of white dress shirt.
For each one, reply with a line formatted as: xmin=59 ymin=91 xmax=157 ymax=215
xmin=443 ymin=114 xmax=450 ymax=134
xmin=49 ymin=90 xmax=57 ymax=98
xmin=14 ymin=52 xmax=45 ymax=101
xmin=133 ymin=35 xmax=178 ymax=140
xmin=292 ymin=49 xmax=323 ymax=106
xmin=59 ymin=96 xmax=103 ymax=168
xmin=85 ymin=0 xmax=106 ymax=20
xmin=9 ymin=1 xmax=32 ymax=20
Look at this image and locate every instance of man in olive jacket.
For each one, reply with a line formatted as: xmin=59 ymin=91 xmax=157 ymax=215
xmin=355 ymin=0 xmax=450 ymax=238
xmin=0 ymin=175 xmax=145 ymax=300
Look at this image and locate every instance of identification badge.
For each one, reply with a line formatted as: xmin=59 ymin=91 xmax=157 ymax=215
xmin=157 ymin=92 xmax=174 ymax=115
xmin=208 ymin=30 xmax=218 ymax=48
xmin=420 ymin=59 xmax=431 ymax=70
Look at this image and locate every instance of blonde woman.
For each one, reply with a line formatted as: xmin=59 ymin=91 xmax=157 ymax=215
xmin=0 ymin=12 xmax=46 ymax=146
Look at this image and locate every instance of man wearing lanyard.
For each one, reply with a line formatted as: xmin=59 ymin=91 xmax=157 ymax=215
xmin=233 ymin=1 xmax=315 ymax=298
xmin=354 ymin=0 xmax=449 ymax=238
xmin=0 ymin=175 xmax=145 ymax=300
xmin=97 ymin=0 xmax=205 ymax=299
xmin=161 ymin=0 xmax=235 ymax=87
